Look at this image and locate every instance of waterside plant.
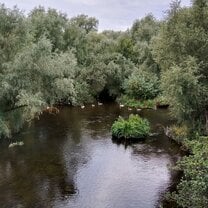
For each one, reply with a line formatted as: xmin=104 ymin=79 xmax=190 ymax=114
xmin=111 ymin=114 xmax=150 ymax=140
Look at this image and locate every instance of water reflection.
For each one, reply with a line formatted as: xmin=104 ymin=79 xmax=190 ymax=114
xmin=0 ymin=103 xmax=181 ymax=208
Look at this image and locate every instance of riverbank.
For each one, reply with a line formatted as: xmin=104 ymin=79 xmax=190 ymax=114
xmin=162 ymin=125 xmax=208 ymax=208
xmin=117 ymin=95 xmax=170 ymax=110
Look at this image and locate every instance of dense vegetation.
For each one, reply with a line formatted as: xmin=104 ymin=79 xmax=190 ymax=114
xmin=111 ymin=114 xmax=150 ymax=140
xmin=0 ymin=0 xmax=208 ymax=207
xmin=0 ymin=4 xmax=162 ymax=137
xmin=169 ymin=136 xmax=208 ymax=208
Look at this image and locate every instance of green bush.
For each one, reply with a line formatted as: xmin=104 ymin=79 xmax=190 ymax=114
xmin=124 ymin=70 xmax=159 ymax=100
xmin=117 ymin=95 xmax=155 ymax=109
xmin=111 ymin=114 xmax=150 ymax=139
xmin=169 ymin=136 xmax=208 ymax=208
xmin=166 ymin=124 xmax=189 ymax=144
xmin=154 ymin=95 xmax=170 ymax=106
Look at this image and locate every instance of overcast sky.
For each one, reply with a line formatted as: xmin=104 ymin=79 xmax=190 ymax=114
xmin=4 ymin=0 xmax=191 ymax=31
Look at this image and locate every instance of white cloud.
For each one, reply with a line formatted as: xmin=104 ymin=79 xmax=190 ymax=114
xmin=64 ymin=0 xmax=99 ymax=6
xmin=3 ymin=0 xmax=191 ymax=31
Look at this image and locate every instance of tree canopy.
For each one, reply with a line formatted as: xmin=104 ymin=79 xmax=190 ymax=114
xmin=1 ymin=1 xmax=208 ymax=136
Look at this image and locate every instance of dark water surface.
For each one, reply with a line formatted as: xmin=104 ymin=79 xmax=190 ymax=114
xmin=0 ymin=103 xmax=181 ymax=208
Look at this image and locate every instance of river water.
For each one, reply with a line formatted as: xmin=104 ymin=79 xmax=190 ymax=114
xmin=0 ymin=103 xmax=181 ymax=208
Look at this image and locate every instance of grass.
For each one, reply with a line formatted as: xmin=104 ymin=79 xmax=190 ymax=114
xmin=117 ymin=95 xmax=170 ymax=109
xmin=111 ymin=114 xmax=150 ymax=140
xmin=117 ymin=95 xmax=155 ymax=109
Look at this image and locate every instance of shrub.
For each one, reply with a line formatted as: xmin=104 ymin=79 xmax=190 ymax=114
xmin=117 ymin=95 xmax=155 ymax=109
xmin=154 ymin=95 xmax=170 ymax=107
xmin=167 ymin=124 xmax=189 ymax=144
xmin=124 ymin=70 xmax=159 ymax=100
xmin=111 ymin=114 xmax=150 ymax=140
xmin=169 ymin=136 xmax=208 ymax=208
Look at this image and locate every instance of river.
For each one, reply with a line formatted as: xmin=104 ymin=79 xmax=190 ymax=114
xmin=0 ymin=103 xmax=181 ymax=208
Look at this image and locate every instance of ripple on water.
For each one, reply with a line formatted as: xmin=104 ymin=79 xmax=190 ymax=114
xmin=0 ymin=104 xmax=181 ymax=208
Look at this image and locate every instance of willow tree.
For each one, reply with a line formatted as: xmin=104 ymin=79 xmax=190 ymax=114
xmin=28 ymin=6 xmax=67 ymax=51
xmin=152 ymin=0 xmax=208 ymax=133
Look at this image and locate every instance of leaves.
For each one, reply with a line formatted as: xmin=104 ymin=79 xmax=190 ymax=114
xmin=170 ymin=137 xmax=208 ymax=208
xmin=124 ymin=69 xmax=160 ymax=100
xmin=111 ymin=114 xmax=150 ymax=139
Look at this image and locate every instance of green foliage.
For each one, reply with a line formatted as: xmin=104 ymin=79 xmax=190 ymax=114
xmin=77 ymin=51 xmax=135 ymax=99
xmin=70 ymin=14 xmax=98 ymax=33
xmin=161 ymin=57 xmax=204 ymax=128
xmin=131 ymin=14 xmax=160 ymax=43
xmin=130 ymin=15 xmax=161 ymax=74
xmin=154 ymin=95 xmax=170 ymax=106
xmin=152 ymin=1 xmax=208 ymax=132
xmin=0 ymin=34 xmax=78 ymax=138
xmin=116 ymin=33 xmax=134 ymax=60
xmin=118 ymin=95 xmax=155 ymax=109
xmin=169 ymin=136 xmax=208 ymax=208
xmin=166 ymin=124 xmax=189 ymax=144
xmin=111 ymin=114 xmax=150 ymax=139
xmin=29 ymin=6 xmax=67 ymax=50
xmin=2 ymin=37 xmax=77 ymax=106
xmin=124 ymin=69 xmax=160 ymax=100
xmin=0 ymin=4 xmax=29 ymax=68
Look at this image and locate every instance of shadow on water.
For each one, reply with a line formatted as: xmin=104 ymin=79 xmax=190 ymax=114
xmin=0 ymin=103 xmax=182 ymax=208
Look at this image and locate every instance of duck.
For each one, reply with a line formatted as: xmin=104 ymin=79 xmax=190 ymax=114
xmin=137 ymin=108 xmax=142 ymax=112
xmin=128 ymin=107 xmax=132 ymax=111
xmin=98 ymin=102 xmax=103 ymax=106
xmin=81 ymin=105 xmax=85 ymax=109
xmin=92 ymin=104 xmax=95 ymax=107
xmin=119 ymin=104 xmax=124 ymax=108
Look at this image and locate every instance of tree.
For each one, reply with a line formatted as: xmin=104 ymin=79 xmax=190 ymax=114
xmin=0 ymin=4 xmax=29 ymax=69
xmin=161 ymin=57 xmax=204 ymax=127
xmin=116 ymin=33 xmax=134 ymax=60
xmin=152 ymin=1 xmax=208 ymax=133
xmin=29 ymin=6 xmax=67 ymax=51
xmin=0 ymin=36 xmax=78 ymax=137
xmin=70 ymin=14 xmax=98 ymax=33
xmin=124 ymin=67 xmax=159 ymax=100
xmin=131 ymin=14 xmax=160 ymax=43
